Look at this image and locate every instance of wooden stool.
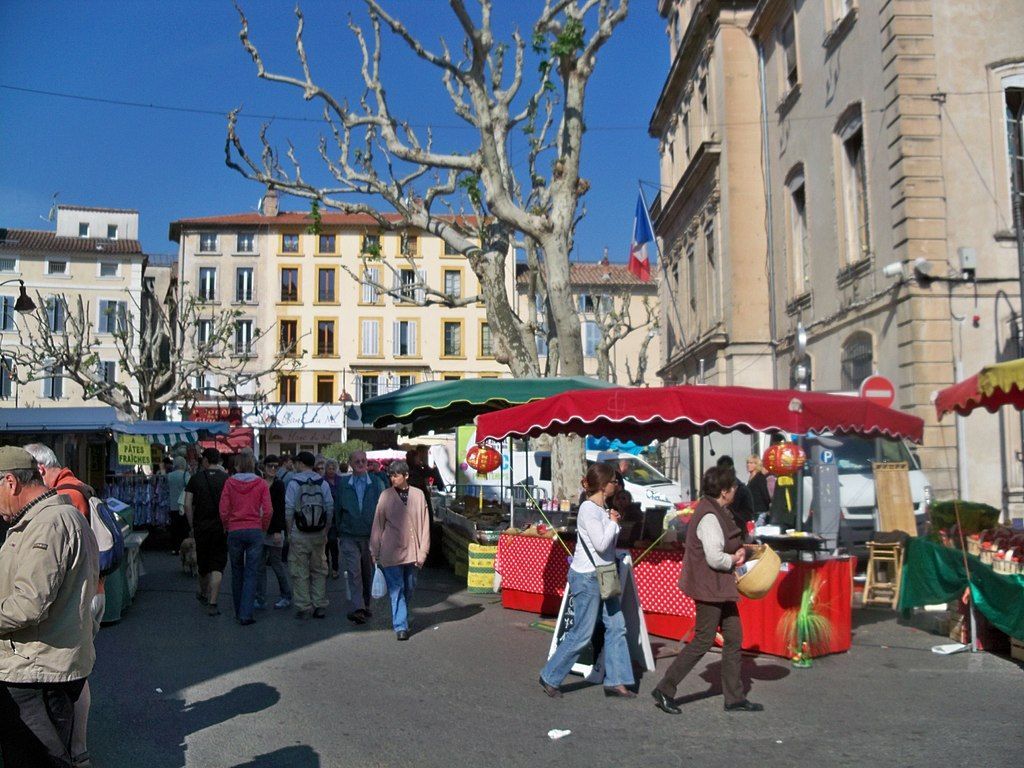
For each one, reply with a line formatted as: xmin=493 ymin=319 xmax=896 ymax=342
xmin=863 ymin=541 xmax=904 ymax=609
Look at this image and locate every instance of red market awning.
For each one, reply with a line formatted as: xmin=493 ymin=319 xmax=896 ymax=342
xmin=198 ymin=427 xmax=254 ymax=455
xmin=935 ymin=359 xmax=1024 ymax=419
xmin=475 ymin=384 xmax=924 ymax=444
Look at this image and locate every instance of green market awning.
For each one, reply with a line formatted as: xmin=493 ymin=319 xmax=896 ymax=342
xmin=0 ymin=406 xmax=230 ymax=447
xmin=358 ymin=376 xmax=616 ymax=434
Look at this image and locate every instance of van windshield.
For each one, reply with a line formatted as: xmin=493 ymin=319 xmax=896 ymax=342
xmin=613 ymin=457 xmax=672 ymax=486
xmin=825 ymin=435 xmax=914 ymax=473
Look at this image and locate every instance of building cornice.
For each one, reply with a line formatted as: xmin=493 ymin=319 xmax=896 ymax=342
xmin=649 ymin=1 xmax=715 ymax=136
xmin=748 ymin=0 xmax=788 ymax=37
xmin=653 ymin=141 xmax=722 ymax=233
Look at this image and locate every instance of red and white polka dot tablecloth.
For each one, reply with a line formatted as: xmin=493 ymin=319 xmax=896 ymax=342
xmin=630 ymin=548 xmax=696 ymax=618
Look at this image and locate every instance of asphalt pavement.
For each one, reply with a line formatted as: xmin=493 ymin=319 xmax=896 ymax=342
xmin=88 ymin=551 xmax=1024 ymax=768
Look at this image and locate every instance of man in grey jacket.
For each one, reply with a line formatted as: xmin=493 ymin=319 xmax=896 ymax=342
xmin=0 ymin=447 xmax=99 ymax=767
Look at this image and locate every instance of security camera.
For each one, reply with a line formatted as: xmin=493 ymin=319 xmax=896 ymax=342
xmin=882 ymin=261 xmax=905 ymax=279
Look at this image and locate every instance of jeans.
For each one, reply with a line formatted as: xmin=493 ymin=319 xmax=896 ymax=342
xmin=340 ymin=537 xmax=373 ymax=613
xmin=382 ymin=564 xmax=417 ymax=633
xmin=227 ymin=528 xmax=264 ymax=621
xmin=289 ymin=531 xmax=328 ymax=611
xmin=541 ymin=568 xmax=634 ymax=688
xmin=0 ymin=678 xmax=85 ymax=768
xmin=256 ymin=543 xmax=291 ymax=604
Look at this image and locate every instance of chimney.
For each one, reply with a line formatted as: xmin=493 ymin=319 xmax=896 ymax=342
xmin=261 ymin=187 xmax=279 ymax=217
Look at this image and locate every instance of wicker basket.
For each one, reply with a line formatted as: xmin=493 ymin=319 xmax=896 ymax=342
xmin=736 ymin=544 xmax=781 ymax=600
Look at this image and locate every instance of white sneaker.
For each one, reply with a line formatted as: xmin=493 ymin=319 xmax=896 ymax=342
xmin=274 ymin=598 xmax=292 ymax=609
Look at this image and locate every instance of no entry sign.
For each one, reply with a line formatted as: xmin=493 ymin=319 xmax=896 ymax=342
xmin=859 ymin=374 xmax=896 ymax=408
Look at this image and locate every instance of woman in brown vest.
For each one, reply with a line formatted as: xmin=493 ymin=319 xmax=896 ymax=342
xmin=651 ymin=465 xmax=764 ymax=714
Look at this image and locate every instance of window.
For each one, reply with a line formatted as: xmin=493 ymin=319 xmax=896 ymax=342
xmin=681 ymin=109 xmax=690 ymax=162
xmin=686 ymin=243 xmax=696 ymax=309
xmin=361 ymin=266 xmax=381 ymax=304
xmin=838 ymin=108 xmax=870 ymax=262
xmin=443 ymin=269 xmax=462 ymax=299
xmin=198 ymin=267 xmax=217 ymax=301
xmin=444 ymin=240 xmax=458 ymax=256
xmin=280 ymin=268 xmax=299 ymax=302
xmin=98 ymin=360 xmax=117 ymax=386
xmin=393 ymin=320 xmax=418 ymax=357
xmin=99 ymin=300 xmax=127 ymax=334
xmin=479 ymin=322 xmax=493 ymax=358
xmin=279 ymin=319 xmax=298 ymax=355
xmin=786 ymin=166 xmax=810 ymax=294
xmin=278 ymin=374 xmax=298 ymax=403
xmin=236 ymin=232 xmax=256 ymax=253
xmin=193 ymin=373 xmax=213 ymax=397
xmin=0 ymin=296 xmax=15 ymax=332
xmin=78 ymin=222 xmax=89 ymax=238
xmin=362 ymin=233 xmax=381 ymax=255
xmin=235 ymin=267 xmax=254 ymax=303
xmin=197 ymin=318 xmax=213 ymax=346
xmin=1005 ymin=84 xmax=1023 ymax=226
xmin=316 ymin=319 xmax=336 ymax=356
xmin=47 ymin=260 xmax=67 ymax=276
xmin=281 ymin=233 xmax=300 ymax=253
xmin=705 ymin=220 xmax=719 ymax=320
xmin=43 ymin=364 xmax=63 ymax=399
xmin=361 ymin=374 xmax=379 ymax=401
xmin=46 ymin=297 xmax=66 ymax=333
xmin=398 ymin=374 xmax=416 ymax=389
xmin=840 ymin=332 xmax=873 ymax=390
xmin=99 ymin=262 xmax=118 ymax=278
xmin=396 ymin=269 xmax=418 ymax=303
xmin=316 ymin=375 xmax=335 ymax=404
xmin=234 ymin=319 xmax=254 ymax=355
xmin=107 ymin=224 xmax=118 ymax=240
xmin=698 ymin=74 xmax=709 ymax=139
xmin=0 ymin=258 xmax=16 ymax=273
xmin=317 ymin=268 xmax=337 ymax=303
xmin=582 ymin=320 xmax=600 ymax=357
xmin=0 ymin=356 xmax=12 ymax=399
xmin=578 ymin=294 xmax=596 ymax=313
xmin=360 ymin=319 xmax=381 ymax=356
xmin=404 ymin=233 xmax=419 ymax=257
xmin=779 ymin=14 xmax=798 ymax=90
xmin=831 ymin=0 xmax=855 ymax=24
xmin=536 ymin=332 xmax=549 ymax=357
xmin=443 ymin=321 xmax=463 ymax=357
xmin=318 ymin=234 xmax=336 ymax=254
xmin=199 ymin=233 xmax=218 ymax=253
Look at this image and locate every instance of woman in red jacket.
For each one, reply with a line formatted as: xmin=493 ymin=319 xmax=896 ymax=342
xmin=219 ymin=449 xmax=272 ymax=625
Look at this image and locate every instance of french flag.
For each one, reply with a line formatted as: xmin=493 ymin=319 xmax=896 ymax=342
xmin=628 ymin=191 xmax=655 ymax=281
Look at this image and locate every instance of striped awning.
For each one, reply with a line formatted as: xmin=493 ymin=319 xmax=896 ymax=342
xmin=110 ymin=420 xmax=231 ymax=447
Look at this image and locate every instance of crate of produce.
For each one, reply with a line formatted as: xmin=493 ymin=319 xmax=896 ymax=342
xmin=467 ymin=542 xmax=498 ymax=593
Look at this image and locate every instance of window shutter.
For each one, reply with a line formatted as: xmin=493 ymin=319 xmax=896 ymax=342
xmin=393 ymin=321 xmax=401 ymax=355
xmin=415 ymin=269 xmax=427 ymax=303
xmin=409 ymin=322 xmax=418 ymax=356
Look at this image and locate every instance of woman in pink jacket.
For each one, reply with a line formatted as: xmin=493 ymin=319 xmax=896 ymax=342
xmin=370 ymin=460 xmax=430 ymax=641
xmin=219 ymin=449 xmax=272 ymax=625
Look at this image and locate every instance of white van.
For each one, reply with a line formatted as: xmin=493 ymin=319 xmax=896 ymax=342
xmin=465 ymin=449 xmax=684 ymax=512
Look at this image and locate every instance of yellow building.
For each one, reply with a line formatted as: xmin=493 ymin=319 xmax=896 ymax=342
xmin=0 ymin=205 xmax=146 ymax=407
xmin=169 ymin=192 xmax=515 ymax=454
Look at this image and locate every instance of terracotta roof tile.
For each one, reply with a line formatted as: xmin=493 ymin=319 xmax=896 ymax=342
xmin=517 ymin=262 xmax=651 ymax=287
xmin=0 ymin=228 xmax=144 ymax=255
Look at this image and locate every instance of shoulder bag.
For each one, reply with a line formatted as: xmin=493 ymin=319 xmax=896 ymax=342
xmin=578 ymin=528 xmax=621 ymax=601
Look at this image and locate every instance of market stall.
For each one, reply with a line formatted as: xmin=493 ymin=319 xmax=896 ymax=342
xmin=477 ymin=383 xmax=923 ymax=661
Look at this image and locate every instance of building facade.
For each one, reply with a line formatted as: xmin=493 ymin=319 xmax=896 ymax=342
xmin=0 ymin=205 xmax=146 ymax=408
xmin=169 ymin=192 xmax=515 ymax=455
xmin=651 ymin=0 xmax=1024 ymax=512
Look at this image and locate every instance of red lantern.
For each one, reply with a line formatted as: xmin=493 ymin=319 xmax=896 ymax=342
xmin=466 ymin=444 xmax=502 ymax=474
xmin=762 ymin=442 xmax=806 ymax=477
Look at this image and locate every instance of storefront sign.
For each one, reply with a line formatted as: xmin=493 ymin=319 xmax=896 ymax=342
xmin=117 ymin=435 xmax=152 ymax=465
xmin=189 ymin=406 xmax=243 ymax=425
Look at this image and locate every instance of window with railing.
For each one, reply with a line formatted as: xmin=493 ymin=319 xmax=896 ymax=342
xmin=98 ymin=300 xmax=127 ymax=334
xmin=199 ymin=233 xmax=218 ymax=253
xmin=198 ymin=267 xmax=217 ymax=301
xmin=280 ymin=268 xmax=299 ymax=302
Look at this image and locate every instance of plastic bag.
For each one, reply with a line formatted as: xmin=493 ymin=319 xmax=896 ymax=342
xmin=371 ymin=566 xmax=387 ymax=600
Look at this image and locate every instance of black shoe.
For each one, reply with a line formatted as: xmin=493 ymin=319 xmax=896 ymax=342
xmin=239 ymin=618 xmax=256 ymax=626
xmin=538 ymin=676 xmax=562 ymax=698
xmin=312 ymin=607 xmax=327 ymax=619
xmin=725 ymin=700 xmax=764 ymax=712
xmin=396 ymin=630 xmax=410 ymax=641
xmin=356 ymin=608 xmax=373 ymax=620
xmin=651 ymin=689 xmax=682 ymax=715
xmin=295 ymin=609 xmax=312 ymax=620
xmin=604 ymin=685 xmax=637 ymax=698
xmin=346 ymin=611 xmax=366 ymax=625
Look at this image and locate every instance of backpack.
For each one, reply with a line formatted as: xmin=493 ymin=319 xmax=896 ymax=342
xmin=56 ymin=482 xmax=126 ymax=577
xmin=291 ymin=477 xmax=328 ymax=532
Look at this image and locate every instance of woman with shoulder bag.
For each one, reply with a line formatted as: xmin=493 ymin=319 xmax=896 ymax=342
xmin=539 ymin=462 xmax=636 ymax=699
xmin=650 ymin=465 xmax=763 ymax=715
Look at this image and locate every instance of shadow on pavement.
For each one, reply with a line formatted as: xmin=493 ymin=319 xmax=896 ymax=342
xmin=181 ymin=682 xmax=280 ymax=732
xmin=233 ymin=745 xmax=320 ymax=767
xmin=668 ymin=656 xmax=790 ymax=705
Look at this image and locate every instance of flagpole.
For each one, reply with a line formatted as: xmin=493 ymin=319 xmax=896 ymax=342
xmin=638 ymin=183 xmax=688 ymax=353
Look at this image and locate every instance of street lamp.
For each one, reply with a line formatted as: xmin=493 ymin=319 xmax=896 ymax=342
xmin=0 ymin=279 xmax=37 ymax=313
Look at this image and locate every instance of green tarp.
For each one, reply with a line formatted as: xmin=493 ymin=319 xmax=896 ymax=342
xmin=899 ymin=537 xmax=1024 ymax=640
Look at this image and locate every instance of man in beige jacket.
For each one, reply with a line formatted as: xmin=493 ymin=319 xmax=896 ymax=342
xmin=0 ymin=447 xmax=99 ymax=768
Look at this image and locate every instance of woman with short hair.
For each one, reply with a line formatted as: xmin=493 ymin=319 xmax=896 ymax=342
xmin=370 ymin=461 xmax=430 ymax=641
xmin=539 ymin=462 xmax=636 ymax=699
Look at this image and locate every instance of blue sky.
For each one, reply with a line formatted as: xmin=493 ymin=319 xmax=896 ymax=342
xmin=0 ymin=1 xmax=665 ymax=260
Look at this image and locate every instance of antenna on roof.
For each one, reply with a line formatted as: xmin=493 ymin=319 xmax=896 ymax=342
xmin=40 ymin=192 xmax=60 ymax=223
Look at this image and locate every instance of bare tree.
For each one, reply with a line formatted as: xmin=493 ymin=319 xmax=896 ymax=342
xmin=592 ymin=291 xmax=659 ymax=383
xmin=7 ymin=278 xmax=295 ymax=420
xmin=226 ymin=0 xmax=629 ymax=495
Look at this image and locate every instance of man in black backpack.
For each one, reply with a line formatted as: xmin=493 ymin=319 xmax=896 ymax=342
xmin=285 ymin=452 xmax=333 ymax=620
